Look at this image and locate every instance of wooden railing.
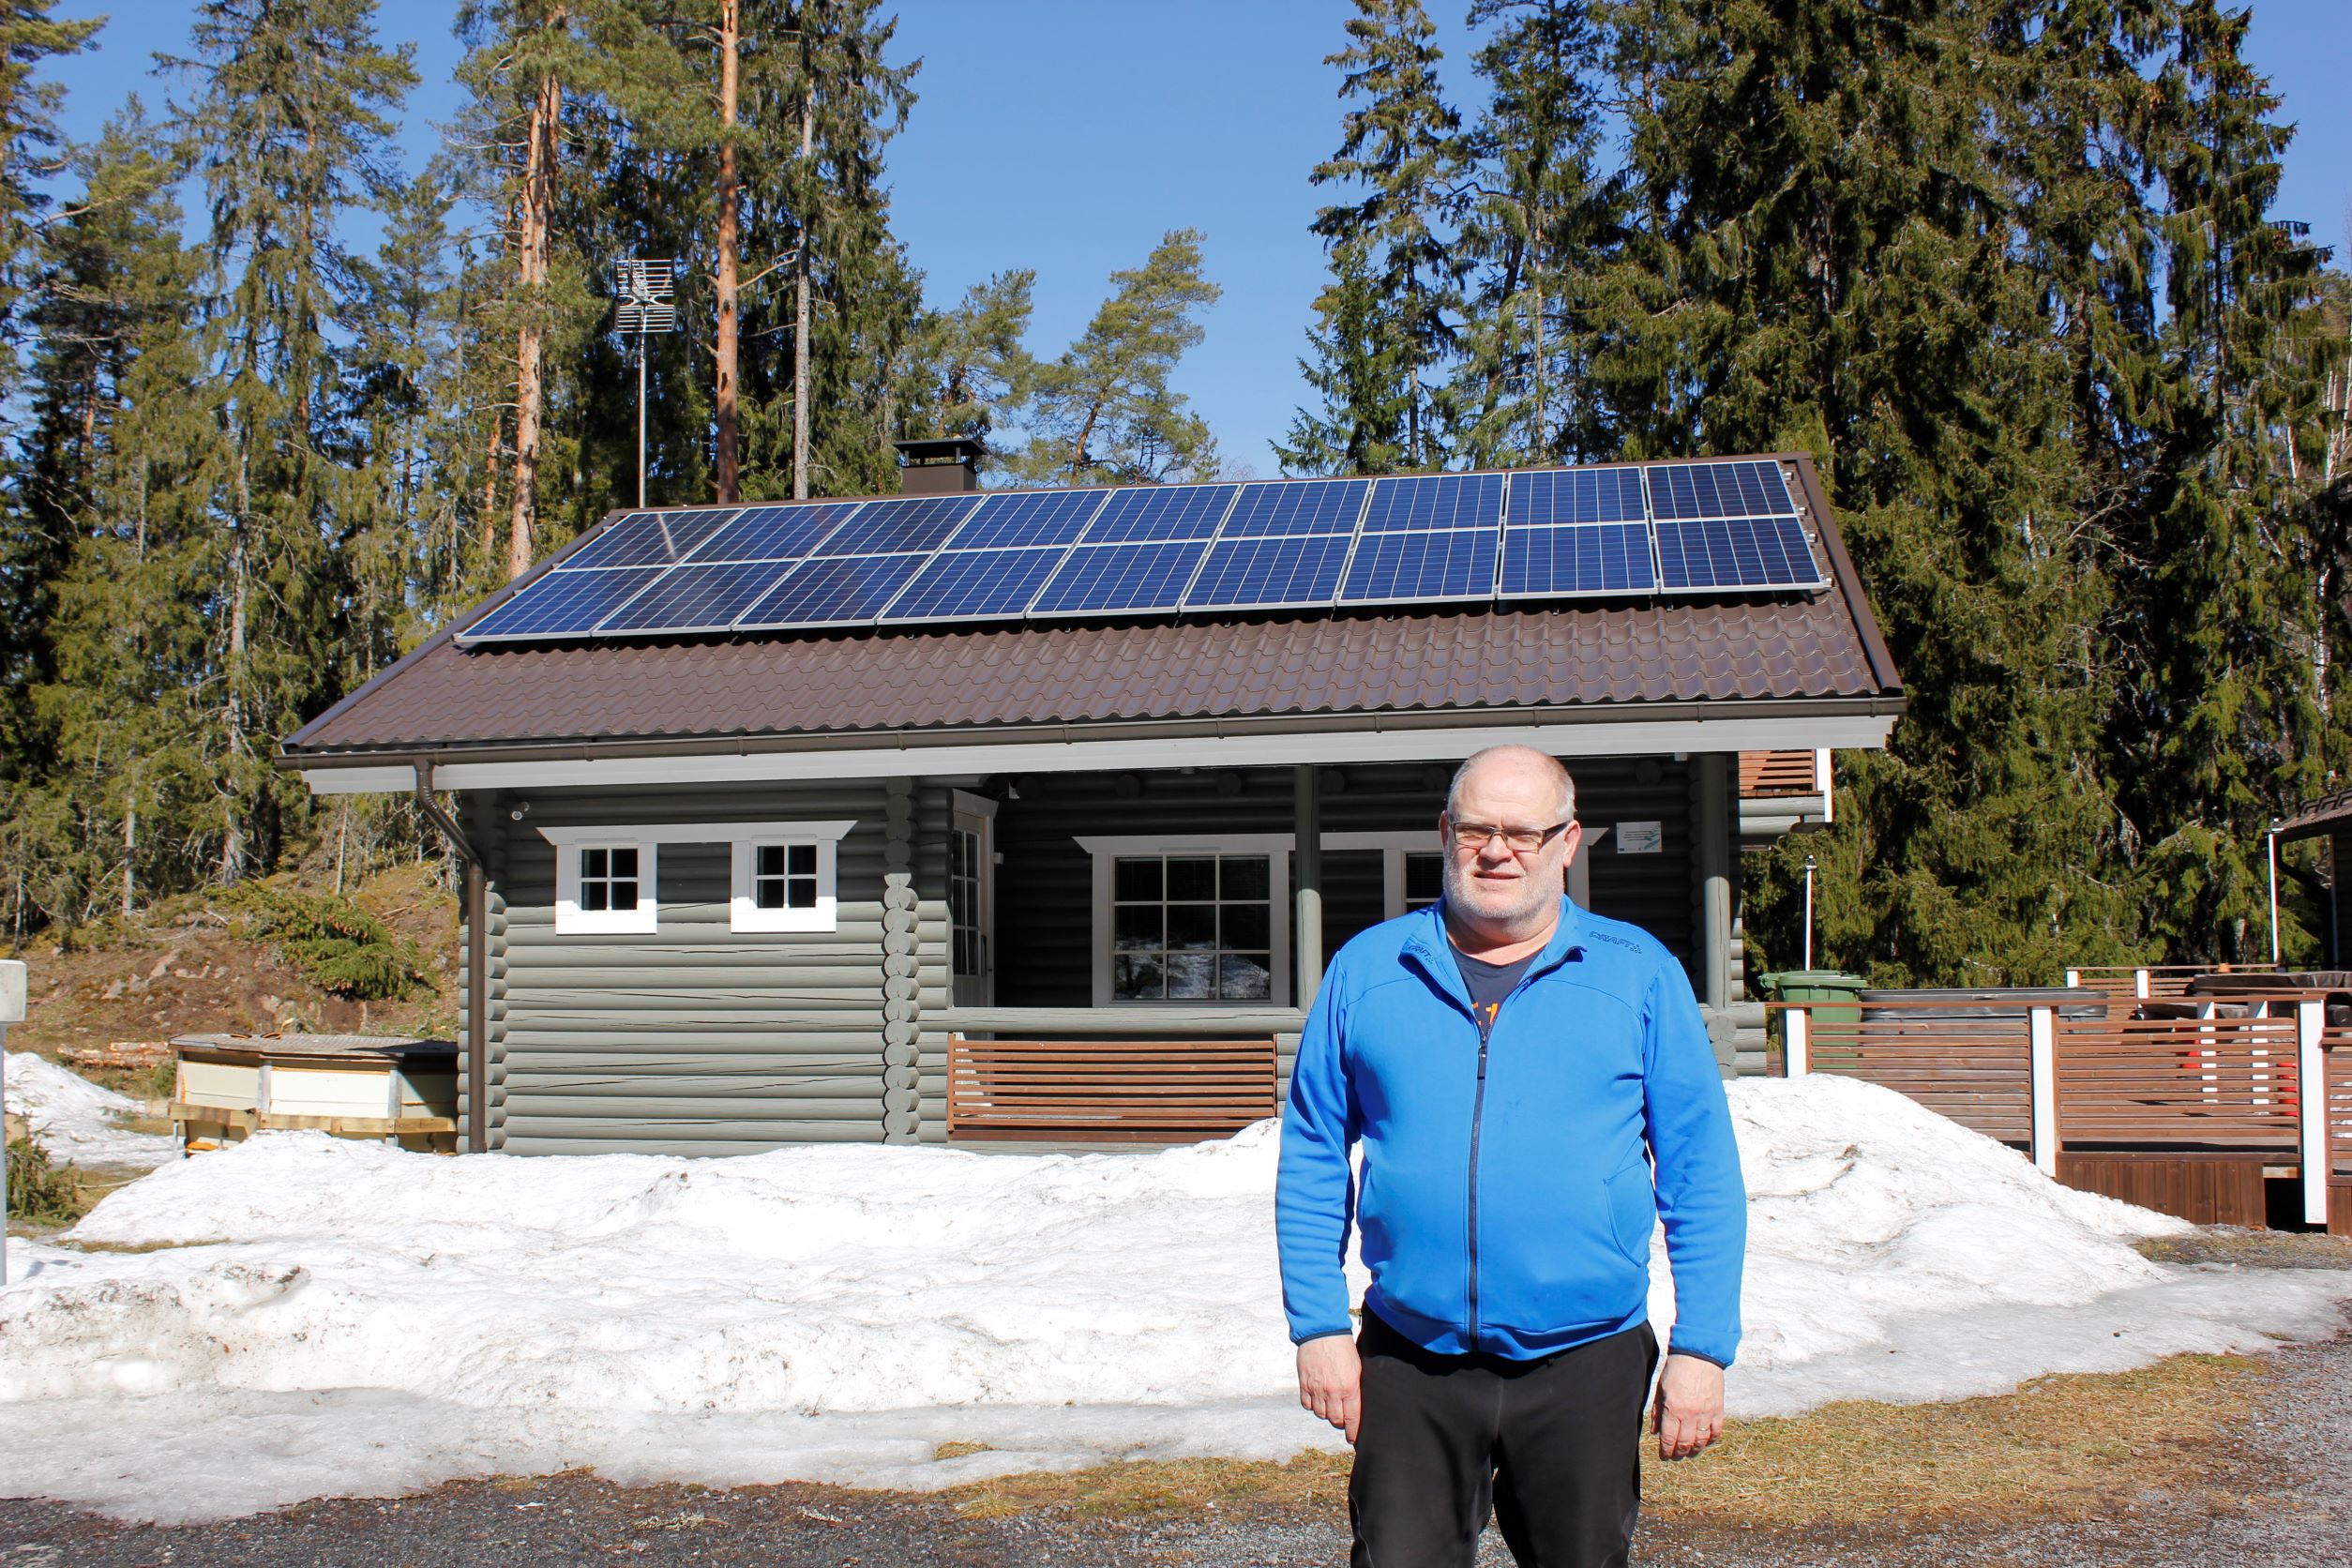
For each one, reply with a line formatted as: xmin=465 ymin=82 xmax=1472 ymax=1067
xmin=946 ymin=1035 xmax=1277 ymax=1143
xmin=1772 ymin=990 xmax=2340 ymax=1229
xmin=2056 ymin=1013 xmax=2302 ymax=1150
xmin=2063 ymin=963 xmax=2278 ymax=1007
xmin=1799 ymin=1000 xmax=2033 ymax=1145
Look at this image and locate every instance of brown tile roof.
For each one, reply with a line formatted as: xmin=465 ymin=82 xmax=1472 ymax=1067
xmin=2276 ymin=786 xmax=2352 ymax=840
xmin=286 ymin=456 xmax=1903 ymax=761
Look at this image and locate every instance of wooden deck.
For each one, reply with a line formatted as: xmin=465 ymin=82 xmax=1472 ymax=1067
xmin=946 ymin=1035 xmax=1278 ymax=1144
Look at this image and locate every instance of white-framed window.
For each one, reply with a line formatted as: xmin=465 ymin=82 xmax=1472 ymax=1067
xmin=540 ymin=820 xmax=855 ymax=936
xmin=729 ymin=831 xmax=848 ymax=933
xmin=553 ymin=837 xmax=660 ymax=935
xmin=1077 ymin=834 xmax=1292 ymax=1006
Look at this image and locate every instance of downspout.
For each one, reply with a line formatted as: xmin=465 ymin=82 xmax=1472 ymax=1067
xmin=415 ymin=764 xmax=490 ymax=1153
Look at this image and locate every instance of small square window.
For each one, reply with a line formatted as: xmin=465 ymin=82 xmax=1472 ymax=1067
xmin=556 ymin=840 xmax=657 ymax=934
xmin=731 ymin=836 xmax=840 ymax=932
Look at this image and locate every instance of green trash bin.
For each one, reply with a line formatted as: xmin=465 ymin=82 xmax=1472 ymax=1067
xmin=1758 ymin=971 xmax=1865 ymax=1064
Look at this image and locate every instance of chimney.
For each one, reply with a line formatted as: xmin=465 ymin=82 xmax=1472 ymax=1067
xmin=893 ymin=435 xmax=986 ymax=495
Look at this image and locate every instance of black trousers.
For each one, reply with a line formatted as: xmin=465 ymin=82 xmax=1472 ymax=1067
xmin=1349 ymin=1311 xmax=1658 ymax=1568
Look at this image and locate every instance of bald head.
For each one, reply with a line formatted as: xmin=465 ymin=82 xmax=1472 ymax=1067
xmin=1445 ymin=746 xmax=1576 ymax=825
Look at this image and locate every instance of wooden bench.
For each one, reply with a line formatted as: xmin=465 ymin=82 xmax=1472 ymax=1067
xmin=947 ymin=1035 xmax=1278 ymax=1143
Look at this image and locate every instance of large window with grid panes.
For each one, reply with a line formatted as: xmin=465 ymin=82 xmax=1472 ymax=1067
xmin=1078 ymin=835 xmax=1293 ymax=1007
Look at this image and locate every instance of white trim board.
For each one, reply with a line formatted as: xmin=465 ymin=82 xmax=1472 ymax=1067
xmin=297 ymin=711 xmax=1896 ymax=795
xmin=535 ymin=820 xmax=857 ymax=847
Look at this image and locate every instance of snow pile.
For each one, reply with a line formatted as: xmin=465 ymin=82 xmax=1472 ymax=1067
xmin=3 ymin=1050 xmax=178 ymax=1169
xmin=0 ymin=1075 xmax=2344 ymax=1522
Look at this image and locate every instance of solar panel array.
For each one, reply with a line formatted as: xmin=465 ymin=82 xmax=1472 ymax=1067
xmin=456 ymin=460 xmax=1827 ymax=645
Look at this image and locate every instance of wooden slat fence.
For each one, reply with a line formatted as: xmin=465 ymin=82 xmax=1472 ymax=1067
xmin=1801 ymin=1002 xmax=2032 ymax=1145
xmin=2054 ymin=1012 xmax=2301 ymax=1150
xmin=2064 ymin=963 xmax=2278 ymax=1008
xmin=946 ymin=1035 xmax=1277 ymax=1143
xmin=2330 ymin=1025 xmax=2352 ymax=1178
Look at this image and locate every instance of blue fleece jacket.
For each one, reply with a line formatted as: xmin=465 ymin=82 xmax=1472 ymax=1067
xmin=1275 ymin=897 xmax=1746 ymax=1366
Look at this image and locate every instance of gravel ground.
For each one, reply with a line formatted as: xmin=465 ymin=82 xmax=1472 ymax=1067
xmin=4 ymin=1333 xmax=2346 ymax=1566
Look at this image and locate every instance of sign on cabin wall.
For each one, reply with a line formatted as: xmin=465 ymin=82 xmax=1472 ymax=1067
xmin=1614 ymin=822 xmax=1663 ymax=854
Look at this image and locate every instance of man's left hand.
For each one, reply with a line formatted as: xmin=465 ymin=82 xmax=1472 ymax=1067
xmin=1651 ymin=1352 xmax=1724 ymax=1461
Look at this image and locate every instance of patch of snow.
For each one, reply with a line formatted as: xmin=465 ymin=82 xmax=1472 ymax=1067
xmin=0 ymin=1075 xmax=2342 ymax=1523
xmin=3 ymin=1051 xmax=178 ymax=1170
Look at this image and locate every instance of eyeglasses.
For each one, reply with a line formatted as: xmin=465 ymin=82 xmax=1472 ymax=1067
xmin=1447 ymin=819 xmax=1575 ymax=855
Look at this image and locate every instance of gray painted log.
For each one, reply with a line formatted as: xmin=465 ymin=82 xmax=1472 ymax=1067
xmin=880 ymin=777 xmax=922 ymax=1142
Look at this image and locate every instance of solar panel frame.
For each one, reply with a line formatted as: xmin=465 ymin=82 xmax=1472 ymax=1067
xmin=732 ymin=553 xmax=933 ymax=631
xmin=1505 ymin=467 xmax=1647 ymax=527
xmin=1497 ymin=521 xmax=1660 ymax=599
xmin=557 ymin=507 xmax=740 ymax=571
xmin=1078 ymin=483 xmax=1242 ymax=543
xmin=938 ymin=488 xmax=1114 ymax=551
xmin=1358 ymin=472 xmax=1508 ymax=534
xmin=684 ymin=500 xmax=865 ymax=565
xmin=594 ymin=558 xmax=804 ymax=635
xmin=1336 ymin=527 xmax=1501 ymax=606
xmin=1183 ymin=533 xmax=1356 ymax=611
xmin=807 ymin=493 xmax=985 ymax=557
xmin=1029 ymin=538 xmax=1215 ymax=617
xmin=1215 ymin=478 xmax=1373 ymax=537
xmin=875 ymin=545 xmax=1071 ymax=624
xmin=1653 ymin=515 xmax=1825 ymax=592
xmin=458 ymin=565 xmax=670 ymax=643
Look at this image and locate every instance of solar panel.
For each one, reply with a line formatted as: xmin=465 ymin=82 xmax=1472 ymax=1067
xmin=1655 ymin=516 xmax=1823 ymax=591
xmin=1499 ymin=523 xmax=1657 ymax=597
xmin=941 ymin=488 xmax=1111 ymax=550
xmin=1507 ymin=468 xmax=1646 ymax=527
xmin=1031 ymin=539 xmax=1213 ymax=616
xmin=879 ymin=547 xmax=1068 ymax=623
xmin=1360 ymin=472 xmax=1506 ymax=533
xmin=597 ymin=559 xmax=799 ymax=634
xmin=1646 ymin=460 xmax=1795 ymax=520
xmin=686 ymin=501 xmax=864 ymax=564
xmin=1184 ymin=534 xmax=1353 ymax=610
xmin=1080 ymin=484 xmax=1239 ymax=543
xmin=1338 ymin=528 xmax=1500 ymax=604
xmin=808 ymin=494 xmax=982 ymax=557
xmin=735 ymin=554 xmax=931 ymax=629
xmin=460 ymin=565 xmax=668 ymax=642
xmin=559 ymin=508 xmax=738 ymax=570
xmin=1218 ymin=479 xmax=1370 ymax=537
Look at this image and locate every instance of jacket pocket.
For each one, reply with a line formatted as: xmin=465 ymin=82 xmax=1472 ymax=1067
xmin=1605 ymin=1155 xmax=1658 ymax=1264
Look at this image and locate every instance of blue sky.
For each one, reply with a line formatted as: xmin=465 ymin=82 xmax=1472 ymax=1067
xmin=44 ymin=0 xmax=2352 ymax=475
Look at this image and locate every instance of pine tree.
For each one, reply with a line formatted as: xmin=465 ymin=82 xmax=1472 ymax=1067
xmin=900 ymin=266 xmax=1036 ymax=455
xmin=1275 ymin=237 xmax=1408 ymax=476
xmin=1007 ymin=228 xmax=1221 ymax=487
xmin=1297 ymin=0 xmax=1462 ymax=474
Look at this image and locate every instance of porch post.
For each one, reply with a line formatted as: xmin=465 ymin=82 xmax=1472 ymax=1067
xmin=2298 ymin=1000 xmax=2328 ymax=1227
xmin=1295 ymin=764 xmax=1324 ymax=1008
xmin=1696 ymin=752 xmax=1732 ymax=1008
xmin=2029 ymin=1004 xmax=2058 ymax=1177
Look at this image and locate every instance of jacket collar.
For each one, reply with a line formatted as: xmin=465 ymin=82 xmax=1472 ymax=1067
xmin=1400 ymin=896 xmax=1588 ymax=1008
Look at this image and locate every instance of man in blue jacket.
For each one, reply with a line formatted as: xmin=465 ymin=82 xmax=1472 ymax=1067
xmin=1276 ymin=745 xmax=1746 ymax=1568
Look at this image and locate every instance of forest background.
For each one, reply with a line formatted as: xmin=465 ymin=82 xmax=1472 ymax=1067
xmin=0 ymin=0 xmax=2345 ymax=988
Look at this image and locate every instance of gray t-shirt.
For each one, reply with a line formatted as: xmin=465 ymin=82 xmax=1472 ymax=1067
xmin=1453 ymin=944 xmax=1539 ymax=1042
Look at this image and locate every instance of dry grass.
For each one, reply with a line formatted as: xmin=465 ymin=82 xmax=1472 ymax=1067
xmin=2135 ymin=1229 xmax=2352 ymax=1271
xmin=942 ymin=1351 xmax=2267 ymax=1528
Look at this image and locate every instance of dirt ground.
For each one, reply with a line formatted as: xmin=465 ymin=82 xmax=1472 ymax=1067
xmin=2 ymin=862 xmax=461 ymax=1076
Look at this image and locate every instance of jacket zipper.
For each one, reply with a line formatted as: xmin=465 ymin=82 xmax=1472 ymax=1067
xmin=1467 ymin=1021 xmax=1491 ymax=1349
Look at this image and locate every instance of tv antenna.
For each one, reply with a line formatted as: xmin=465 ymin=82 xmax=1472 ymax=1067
xmin=613 ymin=258 xmax=680 ymax=508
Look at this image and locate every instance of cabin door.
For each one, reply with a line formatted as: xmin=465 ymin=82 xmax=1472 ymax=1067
xmin=950 ymin=794 xmax=997 ymax=1007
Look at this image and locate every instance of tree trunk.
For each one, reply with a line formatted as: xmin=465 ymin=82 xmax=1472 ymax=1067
xmin=792 ymin=77 xmax=813 ymax=501
xmin=120 ymin=771 xmax=136 ymax=920
xmin=220 ymin=444 xmax=250 ymax=884
xmin=713 ymin=0 xmax=742 ymax=502
xmin=508 ymin=63 xmax=562 ymax=580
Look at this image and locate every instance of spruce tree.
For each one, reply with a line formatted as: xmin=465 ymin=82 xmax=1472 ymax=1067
xmin=169 ymin=0 xmax=416 ymax=882
xmin=1296 ymin=0 xmax=1462 ymax=474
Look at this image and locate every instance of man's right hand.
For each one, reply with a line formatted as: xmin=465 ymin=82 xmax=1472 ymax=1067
xmin=1296 ymin=1333 xmax=1363 ymax=1444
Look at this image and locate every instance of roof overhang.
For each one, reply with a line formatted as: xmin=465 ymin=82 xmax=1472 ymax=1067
xmin=291 ymin=694 xmax=1903 ymax=795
